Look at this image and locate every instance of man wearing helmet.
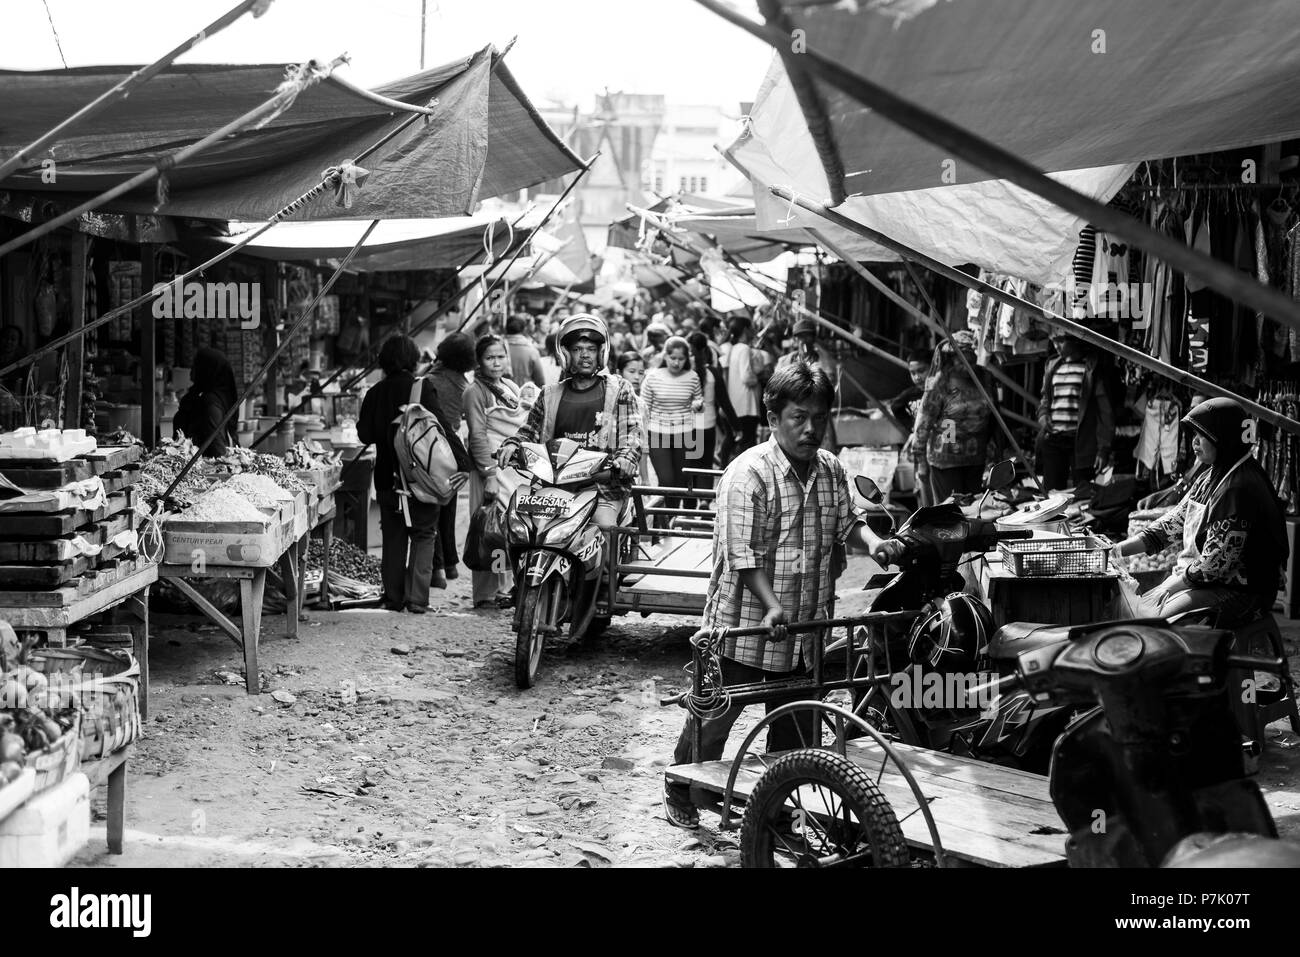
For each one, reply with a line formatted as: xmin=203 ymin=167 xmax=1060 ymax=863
xmin=495 ymin=313 xmax=643 ymax=530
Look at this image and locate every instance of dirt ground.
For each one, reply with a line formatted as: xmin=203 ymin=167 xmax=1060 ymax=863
xmin=68 ymin=513 xmax=1300 ymax=868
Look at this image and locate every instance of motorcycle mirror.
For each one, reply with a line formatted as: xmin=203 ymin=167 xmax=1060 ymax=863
xmin=854 ymin=475 xmax=884 ymax=504
xmin=988 ymin=459 xmax=1018 ymax=492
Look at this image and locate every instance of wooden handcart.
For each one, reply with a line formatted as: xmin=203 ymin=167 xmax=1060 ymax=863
xmin=661 ymin=614 xmax=1071 ymax=868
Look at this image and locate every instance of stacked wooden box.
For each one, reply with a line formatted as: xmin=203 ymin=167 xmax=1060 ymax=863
xmin=0 ymin=447 xmax=149 ymax=603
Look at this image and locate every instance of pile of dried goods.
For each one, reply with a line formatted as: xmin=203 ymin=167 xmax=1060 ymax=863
xmin=136 ymin=437 xmax=217 ymax=518
xmin=176 ymin=486 xmax=269 ymax=524
xmin=222 ymin=473 xmax=293 ymax=509
xmin=284 ymin=439 xmax=339 ymax=471
xmin=218 ymin=447 xmax=311 ymax=495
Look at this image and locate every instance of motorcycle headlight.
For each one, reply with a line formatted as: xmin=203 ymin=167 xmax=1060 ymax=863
xmin=507 ymin=509 xmax=531 ymax=546
xmin=541 ymin=498 xmax=597 ymax=547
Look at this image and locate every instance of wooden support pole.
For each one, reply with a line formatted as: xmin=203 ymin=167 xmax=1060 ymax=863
xmin=140 ymin=244 xmax=157 ymax=447
xmin=66 ymin=233 xmax=87 ymax=431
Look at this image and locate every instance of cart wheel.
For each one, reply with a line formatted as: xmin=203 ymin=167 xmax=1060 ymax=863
xmin=514 ymin=584 xmax=548 ymax=689
xmin=740 ymin=749 xmax=910 ymax=868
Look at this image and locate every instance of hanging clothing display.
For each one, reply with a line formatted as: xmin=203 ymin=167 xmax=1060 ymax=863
xmin=1255 ymin=384 xmax=1300 ymax=516
xmin=1136 ymin=393 xmax=1181 ymax=481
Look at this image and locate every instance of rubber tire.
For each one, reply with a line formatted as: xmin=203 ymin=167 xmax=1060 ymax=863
xmin=740 ymin=749 xmax=910 ymax=868
xmin=514 ymin=584 xmax=548 ymax=689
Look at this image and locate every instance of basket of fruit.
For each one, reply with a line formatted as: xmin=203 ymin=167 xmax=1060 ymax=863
xmin=27 ymin=648 xmax=140 ymax=762
xmin=0 ymin=702 xmax=80 ymax=797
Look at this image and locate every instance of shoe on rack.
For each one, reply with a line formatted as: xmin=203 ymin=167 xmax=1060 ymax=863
xmin=662 ymin=781 xmax=700 ymax=830
xmin=405 ymin=603 xmax=428 ymax=615
xmin=430 ymin=568 xmax=447 ymax=590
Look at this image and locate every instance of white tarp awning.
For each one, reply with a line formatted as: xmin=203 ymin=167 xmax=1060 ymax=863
xmin=763 ymin=0 xmax=1300 ymax=198
xmin=731 ymin=53 xmax=1135 ymax=284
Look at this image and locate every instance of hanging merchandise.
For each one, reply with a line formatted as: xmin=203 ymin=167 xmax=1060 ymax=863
xmin=1256 ymin=382 xmax=1300 ymax=515
xmin=1089 ymin=232 xmax=1133 ymax=320
xmin=1135 ymin=391 xmax=1181 ymax=484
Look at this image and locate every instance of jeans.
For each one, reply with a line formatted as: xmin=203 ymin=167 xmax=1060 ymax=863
xmin=667 ymin=657 xmax=817 ymax=802
xmin=648 ymin=429 xmax=691 ymax=526
xmin=376 ymin=488 xmax=440 ymax=609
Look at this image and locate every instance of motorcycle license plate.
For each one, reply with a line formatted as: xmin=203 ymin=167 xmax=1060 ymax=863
xmin=517 ymin=494 xmax=565 ymax=517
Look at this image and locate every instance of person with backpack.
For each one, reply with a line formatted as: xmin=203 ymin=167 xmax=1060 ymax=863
xmin=358 ymin=334 xmax=471 ymax=613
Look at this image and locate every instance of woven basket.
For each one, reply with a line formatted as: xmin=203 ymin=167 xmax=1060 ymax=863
xmin=28 ymin=648 xmax=140 ymax=762
xmin=23 ymin=713 xmax=81 ymax=796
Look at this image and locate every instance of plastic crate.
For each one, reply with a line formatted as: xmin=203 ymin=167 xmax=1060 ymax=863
xmin=999 ymin=536 xmax=1113 ymax=577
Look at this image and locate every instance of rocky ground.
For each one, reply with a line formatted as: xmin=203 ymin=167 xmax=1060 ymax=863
xmin=68 ymin=524 xmax=1300 ymax=869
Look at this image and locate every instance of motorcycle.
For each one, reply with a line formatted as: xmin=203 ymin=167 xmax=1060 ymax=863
xmin=848 ymin=461 xmax=1083 ymax=771
xmin=989 ymin=618 xmax=1281 ymax=867
xmin=501 ymin=439 xmax=629 ymax=688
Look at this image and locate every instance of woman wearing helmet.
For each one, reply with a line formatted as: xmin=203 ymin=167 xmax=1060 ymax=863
xmin=495 ymin=313 xmax=643 ymax=530
xmin=1111 ymin=397 xmax=1286 ymax=625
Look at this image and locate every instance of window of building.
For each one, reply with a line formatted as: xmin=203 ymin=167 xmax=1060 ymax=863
xmin=698 ymin=176 xmax=708 ymax=193
xmin=679 ymin=176 xmax=690 ymax=193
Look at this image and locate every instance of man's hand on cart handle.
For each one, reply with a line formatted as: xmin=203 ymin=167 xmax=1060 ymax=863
xmin=761 ymin=606 xmax=789 ymax=643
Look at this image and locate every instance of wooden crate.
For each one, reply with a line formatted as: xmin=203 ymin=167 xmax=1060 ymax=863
xmin=163 ymin=510 xmax=295 ymax=568
xmin=0 ymin=555 xmax=156 ymax=608
xmin=0 ymin=490 xmax=134 ymax=541
xmin=0 ymin=513 xmax=136 ymax=564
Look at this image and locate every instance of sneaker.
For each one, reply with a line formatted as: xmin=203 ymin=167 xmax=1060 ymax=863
xmin=662 ymin=781 xmax=700 ymax=830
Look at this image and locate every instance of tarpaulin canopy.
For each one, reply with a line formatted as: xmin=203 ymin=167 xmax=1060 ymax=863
xmin=213 ymin=211 xmax=542 ymax=272
xmin=761 ymin=0 xmax=1300 ymax=199
xmin=668 ymin=205 xmax=805 ymax=263
xmin=730 ymin=51 xmax=1134 ymax=284
xmin=0 ymin=46 xmax=581 ymax=221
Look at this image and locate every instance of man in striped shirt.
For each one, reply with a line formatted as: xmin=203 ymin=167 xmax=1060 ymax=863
xmin=662 ymin=362 xmax=900 ymax=829
xmin=1035 ymin=334 xmax=1115 ymax=491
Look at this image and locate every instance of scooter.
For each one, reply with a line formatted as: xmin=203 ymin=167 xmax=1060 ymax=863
xmin=848 ymin=461 xmax=1082 ymax=771
xmin=502 ymin=439 xmax=627 ymax=688
xmin=989 ymin=618 xmax=1282 ymax=867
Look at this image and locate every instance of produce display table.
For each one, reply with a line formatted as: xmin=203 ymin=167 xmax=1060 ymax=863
xmin=300 ymin=474 xmax=340 ymax=611
xmin=159 ymin=529 xmax=303 ymax=696
xmin=81 ymin=745 xmax=130 ymax=855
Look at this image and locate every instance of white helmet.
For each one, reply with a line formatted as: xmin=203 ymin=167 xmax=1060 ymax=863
xmin=555 ymin=312 xmax=609 ymax=371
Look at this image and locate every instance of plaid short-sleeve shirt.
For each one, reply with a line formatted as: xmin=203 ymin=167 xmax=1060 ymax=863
xmin=704 ymin=439 xmax=860 ymax=671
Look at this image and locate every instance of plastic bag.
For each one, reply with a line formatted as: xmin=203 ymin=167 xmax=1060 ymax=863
xmin=463 ymin=500 xmax=507 ymax=572
xmin=1110 ymin=567 xmax=1164 ymax=619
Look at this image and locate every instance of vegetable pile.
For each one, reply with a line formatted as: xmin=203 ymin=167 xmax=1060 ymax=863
xmin=284 ymin=439 xmax=340 ymax=471
xmin=0 ymin=666 xmax=76 ymax=785
xmin=307 ymin=538 xmax=381 ymax=585
xmin=137 ymin=436 xmax=218 ymax=519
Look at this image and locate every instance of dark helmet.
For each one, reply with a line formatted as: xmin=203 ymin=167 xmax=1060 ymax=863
xmin=1182 ymin=396 xmax=1253 ymax=461
xmin=907 ymin=592 xmax=994 ymax=672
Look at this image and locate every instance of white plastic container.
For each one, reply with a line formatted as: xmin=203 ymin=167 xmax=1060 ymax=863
xmin=0 ymin=772 xmax=90 ymax=867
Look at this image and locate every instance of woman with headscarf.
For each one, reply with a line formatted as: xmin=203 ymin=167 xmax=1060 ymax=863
xmin=1111 ymin=397 xmax=1286 ymax=625
xmin=912 ymin=330 xmax=992 ymax=502
xmin=174 ymin=346 xmax=240 ymax=456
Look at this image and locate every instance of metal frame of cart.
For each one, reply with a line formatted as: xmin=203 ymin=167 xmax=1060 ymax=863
xmin=661 ymin=613 xmax=1074 ymax=868
xmin=602 ymin=468 xmax=723 ymax=621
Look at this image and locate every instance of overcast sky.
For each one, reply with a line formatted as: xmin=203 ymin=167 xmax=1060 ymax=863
xmin=1 ymin=0 xmax=773 ymax=112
